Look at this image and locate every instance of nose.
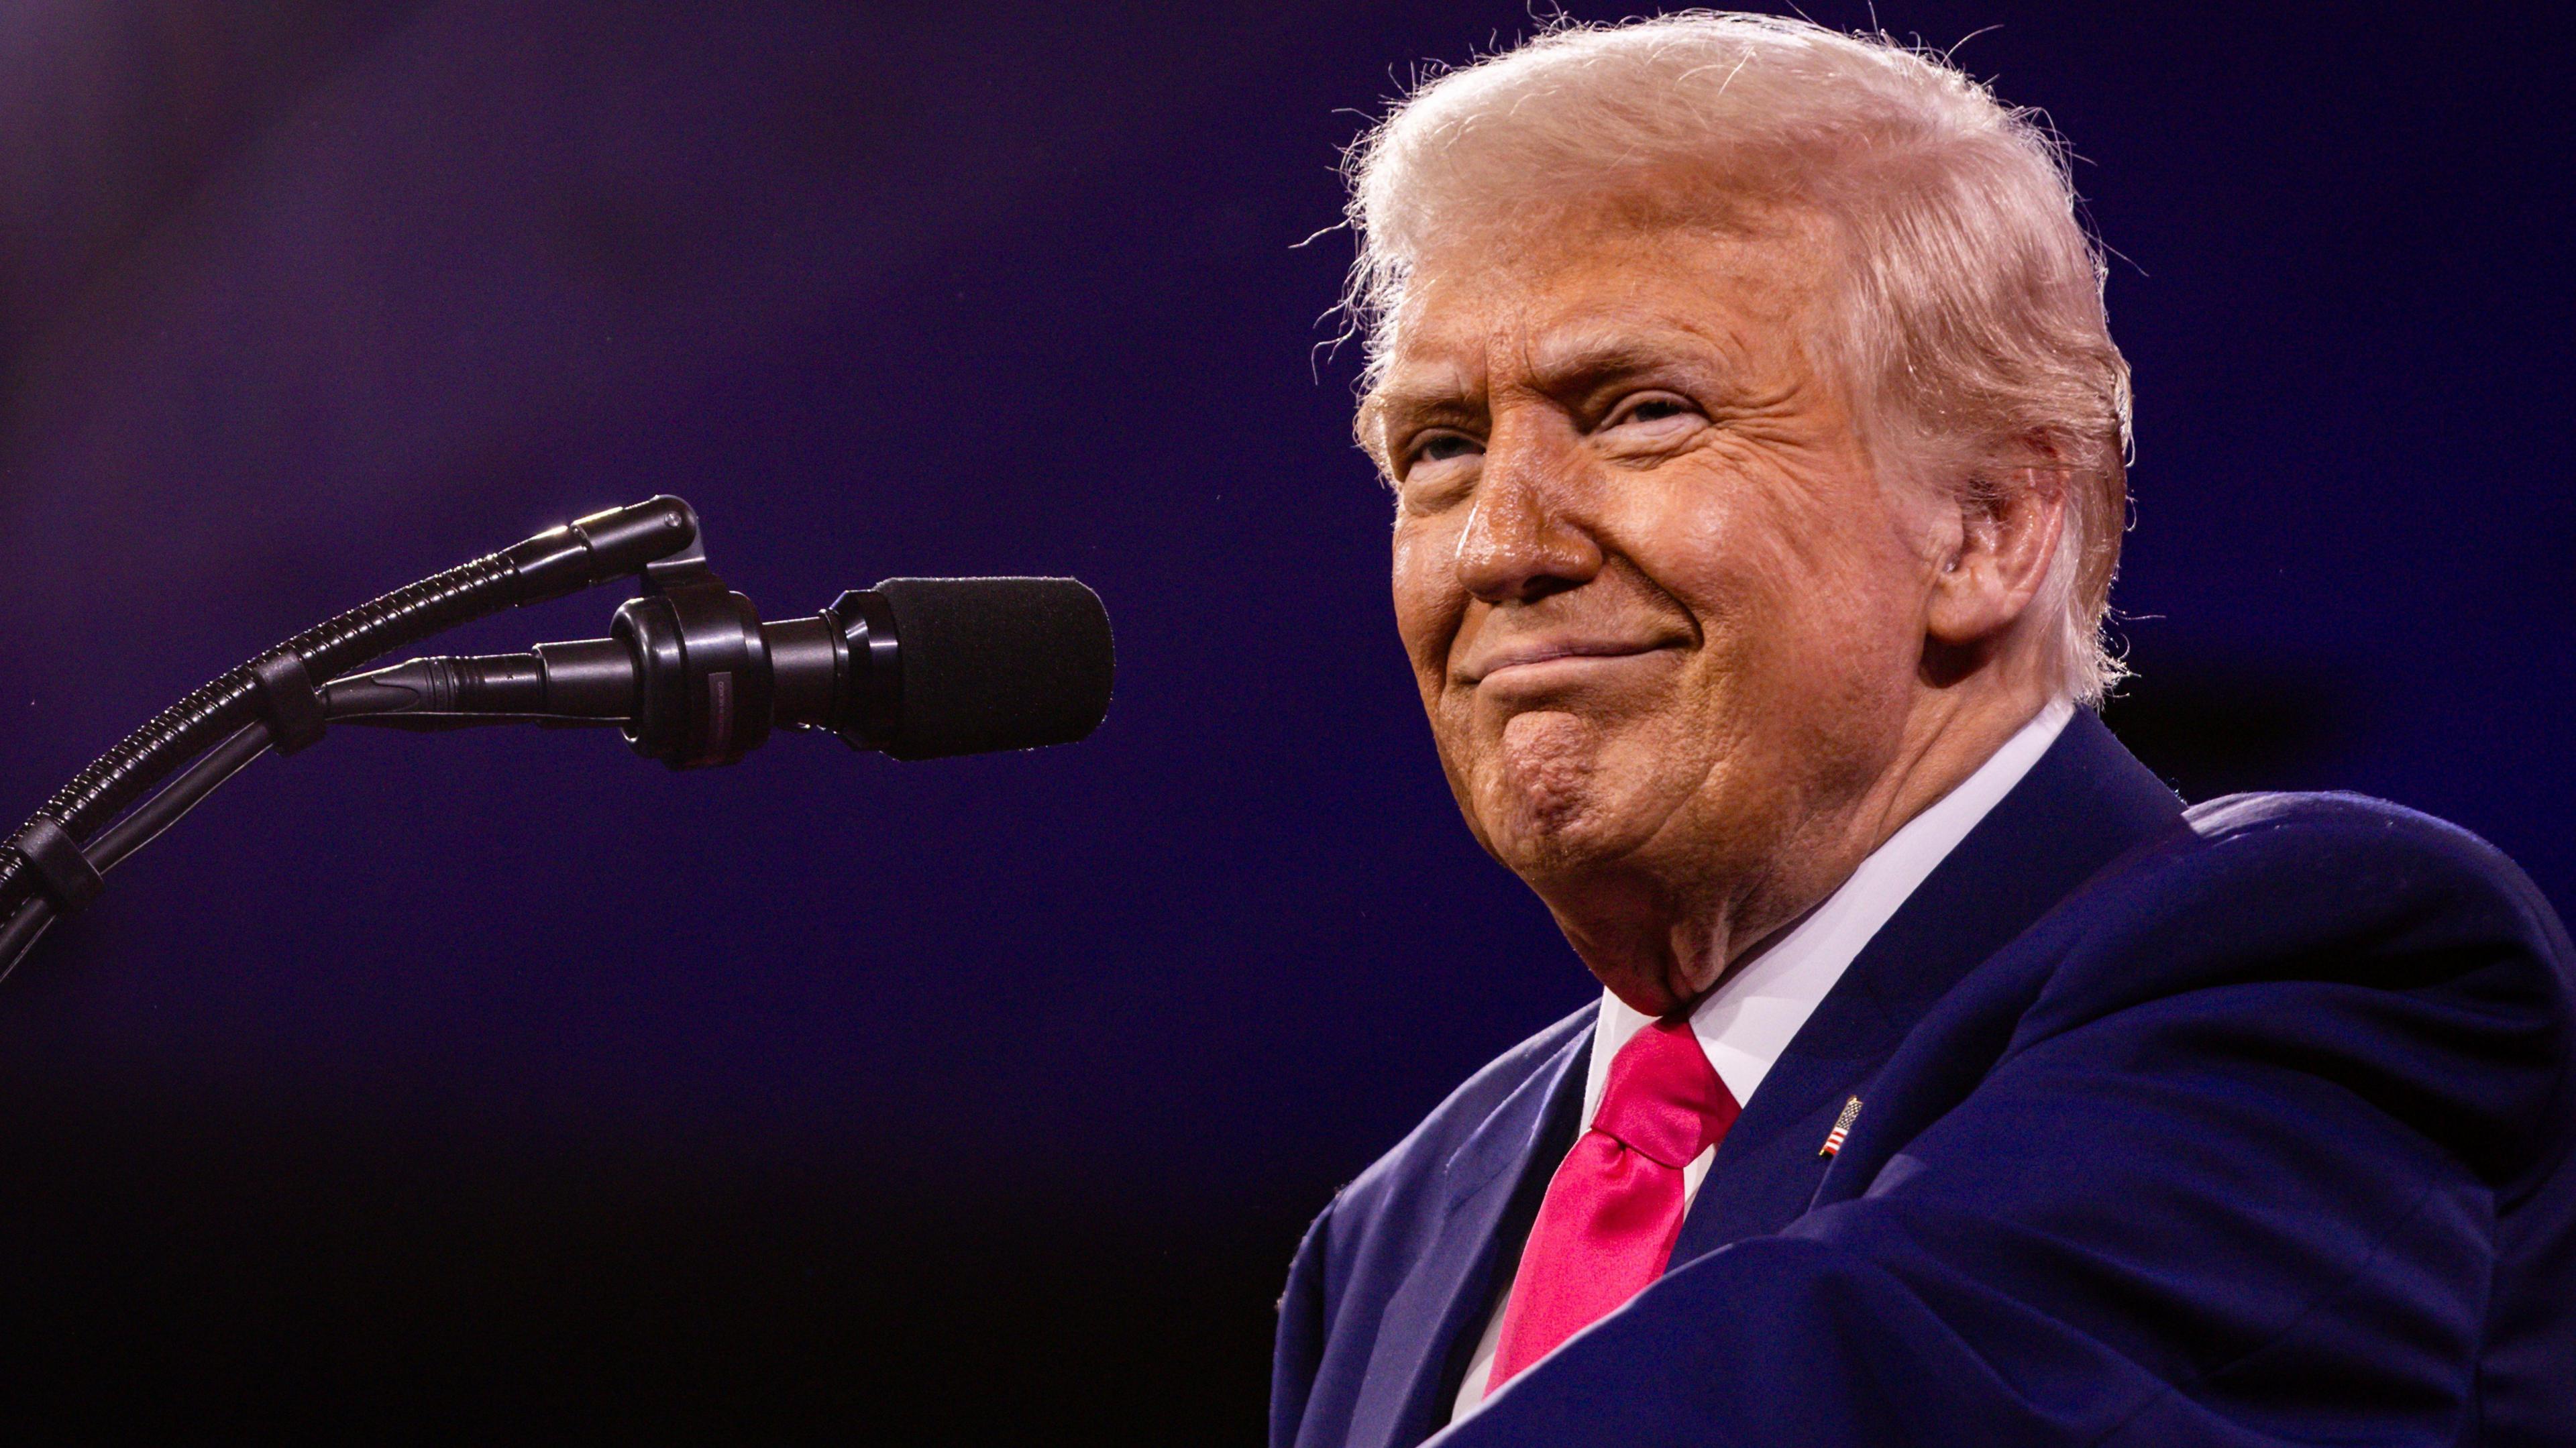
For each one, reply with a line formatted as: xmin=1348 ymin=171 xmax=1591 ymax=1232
xmin=1453 ymin=419 xmax=1603 ymax=605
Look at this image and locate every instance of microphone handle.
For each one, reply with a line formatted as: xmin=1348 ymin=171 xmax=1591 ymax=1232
xmin=323 ymin=643 xmax=638 ymax=722
xmin=321 ymin=598 xmax=900 ymax=763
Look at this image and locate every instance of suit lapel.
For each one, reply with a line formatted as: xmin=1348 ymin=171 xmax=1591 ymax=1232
xmin=1346 ymin=1015 xmax=1591 ymax=1448
xmin=1673 ymin=710 xmax=2184 ymax=1259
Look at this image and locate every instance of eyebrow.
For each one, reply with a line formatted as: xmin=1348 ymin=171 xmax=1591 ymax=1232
xmin=1367 ymin=382 xmax=1480 ymax=431
xmin=1371 ymin=325 xmax=1729 ymax=429
xmin=1523 ymin=330 xmax=1725 ymax=397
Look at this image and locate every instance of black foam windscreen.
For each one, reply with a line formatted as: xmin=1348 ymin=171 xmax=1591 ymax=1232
xmin=869 ymin=577 xmax=1114 ymax=760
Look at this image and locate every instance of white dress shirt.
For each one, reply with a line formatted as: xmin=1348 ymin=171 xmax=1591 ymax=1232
xmin=1450 ymin=700 xmax=2075 ymax=1421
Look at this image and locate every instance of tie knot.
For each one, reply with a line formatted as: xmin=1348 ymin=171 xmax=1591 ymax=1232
xmin=1592 ymin=1017 xmax=1738 ymax=1168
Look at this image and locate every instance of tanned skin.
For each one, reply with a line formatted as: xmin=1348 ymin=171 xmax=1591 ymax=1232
xmin=1371 ymin=208 xmax=2068 ymax=1016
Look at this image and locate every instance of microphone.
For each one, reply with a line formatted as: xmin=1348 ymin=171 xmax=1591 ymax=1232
xmin=323 ymin=575 xmax=1116 ymax=765
xmin=0 ymin=494 xmax=1114 ymax=980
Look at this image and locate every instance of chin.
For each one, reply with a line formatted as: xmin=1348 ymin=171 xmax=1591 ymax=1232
xmin=1462 ymin=707 xmax=1731 ymax=887
xmin=1470 ymin=761 xmax=1654 ymax=883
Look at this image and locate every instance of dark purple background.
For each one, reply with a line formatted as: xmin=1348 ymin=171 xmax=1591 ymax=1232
xmin=0 ymin=1 xmax=2567 ymax=1437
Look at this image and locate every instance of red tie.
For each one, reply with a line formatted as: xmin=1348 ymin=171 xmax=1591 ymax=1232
xmin=1487 ymin=1015 xmax=1740 ymax=1388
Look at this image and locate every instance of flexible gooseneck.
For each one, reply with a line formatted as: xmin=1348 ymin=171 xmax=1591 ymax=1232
xmin=0 ymin=496 xmax=705 ymax=930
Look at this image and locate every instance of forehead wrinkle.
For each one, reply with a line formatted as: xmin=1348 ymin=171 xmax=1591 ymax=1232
xmin=1517 ymin=317 xmax=1740 ymax=398
xmin=1413 ymin=209 xmax=1824 ymax=353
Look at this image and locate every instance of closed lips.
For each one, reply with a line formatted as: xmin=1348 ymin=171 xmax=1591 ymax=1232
xmin=1462 ymin=639 xmax=1679 ymax=683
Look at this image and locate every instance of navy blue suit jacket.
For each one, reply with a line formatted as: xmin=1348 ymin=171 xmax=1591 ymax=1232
xmin=1273 ymin=712 xmax=2576 ymax=1447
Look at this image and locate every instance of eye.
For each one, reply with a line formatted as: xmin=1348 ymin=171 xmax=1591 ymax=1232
xmin=1601 ymin=392 xmax=1702 ymax=435
xmin=1405 ymin=430 xmax=1483 ymax=468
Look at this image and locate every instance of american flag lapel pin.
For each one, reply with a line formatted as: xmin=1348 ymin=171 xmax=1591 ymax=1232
xmin=1819 ymin=1095 xmax=1863 ymax=1158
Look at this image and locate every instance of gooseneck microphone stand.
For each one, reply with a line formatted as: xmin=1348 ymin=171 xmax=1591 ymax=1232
xmin=0 ymin=494 xmax=1118 ymax=982
xmin=0 ymin=497 xmax=710 ymax=977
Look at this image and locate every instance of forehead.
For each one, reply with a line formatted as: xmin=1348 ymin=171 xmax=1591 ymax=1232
xmin=1373 ymin=211 xmax=1835 ymax=403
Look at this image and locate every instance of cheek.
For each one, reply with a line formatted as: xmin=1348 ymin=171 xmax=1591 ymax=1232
xmin=1601 ymin=457 xmax=1774 ymax=641
xmin=1389 ymin=516 xmax=1464 ymax=686
xmin=1644 ymin=454 xmax=1902 ymax=641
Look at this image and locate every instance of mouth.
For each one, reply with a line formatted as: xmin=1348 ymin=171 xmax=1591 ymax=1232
xmin=1460 ymin=638 xmax=1683 ymax=687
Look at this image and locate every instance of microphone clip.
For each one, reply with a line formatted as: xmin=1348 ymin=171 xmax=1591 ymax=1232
xmin=613 ymin=544 xmax=776 ymax=771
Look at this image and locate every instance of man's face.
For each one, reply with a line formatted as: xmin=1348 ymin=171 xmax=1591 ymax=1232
xmin=1377 ymin=216 xmax=1941 ymax=949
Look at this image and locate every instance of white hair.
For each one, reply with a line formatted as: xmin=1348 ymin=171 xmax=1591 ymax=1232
xmin=1342 ymin=11 xmax=2131 ymax=703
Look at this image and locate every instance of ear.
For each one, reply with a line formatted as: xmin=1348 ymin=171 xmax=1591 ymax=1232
xmin=1924 ymin=459 xmax=2068 ymax=652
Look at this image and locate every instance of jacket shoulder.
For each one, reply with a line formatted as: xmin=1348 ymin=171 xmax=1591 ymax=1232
xmin=2174 ymin=790 xmax=2571 ymax=954
xmin=2191 ymin=788 xmax=2538 ymax=874
xmin=2027 ymin=787 xmax=2576 ymax=1019
xmin=2000 ymin=789 xmax=2576 ymax=1187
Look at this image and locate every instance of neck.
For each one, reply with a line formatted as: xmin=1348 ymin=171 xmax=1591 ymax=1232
xmin=1552 ymin=677 xmax=2061 ymax=1016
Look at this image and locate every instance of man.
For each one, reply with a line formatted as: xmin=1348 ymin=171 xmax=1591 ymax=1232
xmin=1272 ymin=15 xmax=2575 ymax=1448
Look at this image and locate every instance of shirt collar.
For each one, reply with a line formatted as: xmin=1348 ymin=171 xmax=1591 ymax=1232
xmin=1584 ymin=698 xmax=2076 ymax=1119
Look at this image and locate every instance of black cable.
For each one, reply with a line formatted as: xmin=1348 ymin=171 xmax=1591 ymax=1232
xmin=0 ymin=554 xmax=519 ymax=916
xmin=86 ymin=722 xmax=274 ymax=875
xmin=0 ymin=723 xmax=276 ymax=981
xmin=0 ymin=678 xmax=626 ymax=978
xmin=0 ymin=496 xmax=706 ymax=983
xmin=0 ymin=898 xmax=54 ymax=985
xmin=0 ymin=495 xmax=701 ymax=919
